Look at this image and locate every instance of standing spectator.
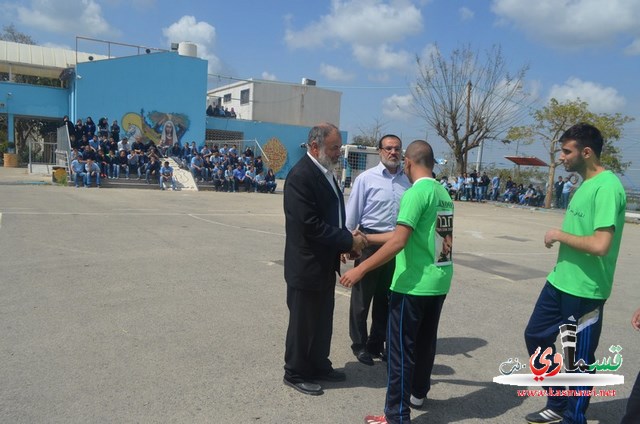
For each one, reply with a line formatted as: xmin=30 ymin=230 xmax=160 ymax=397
xmin=340 ymin=140 xmax=454 ymax=424
xmin=254 ymin=155 xmax=264 ymax=175
xmin=477 ymin=172 xmax=490 ymax=201
xmin=345 ymin=134 xmax=410 ymax=366
xmin=283 ymin=123 xmax=367 ymax=396
xmin=97 ymin=117 xmax=109 ymax=138
xmin=84 ymin=158 xmax=101 ymax=188
xmin=74 ymin=119 xmax=84 ymax=143
xmin=84 ymin=116 xmax=96 ymax=138
xmin=554 ymin=176 xmax=565 ymax=208
xmin=491 ymin=173 xmax=501 ymax=201
xmin=561 ymin=175 xmax=576 ymax=209
xmin=464 ymin=172 xmax=474 ymax=201
xmin=524 ymin=123 xmax=626 ymax=424
xmin=63 ymin=115 xmax=74 ymax=139
xmin=110 ymin=120 xmax=120 ymax=142
xmin=159 ymin=161 xmax=176 ymax=190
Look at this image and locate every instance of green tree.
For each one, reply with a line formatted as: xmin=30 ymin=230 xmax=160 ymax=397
xmin=507 ymin=98 xmax=634 ymax=209
xmin=411 ymin=44 xmax=531 ymax=174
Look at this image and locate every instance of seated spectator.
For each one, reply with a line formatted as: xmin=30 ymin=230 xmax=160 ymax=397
xmin=206 ymin=104 xmax=215 ymax=117
xmin=112 ymin=150 xmax=128 ymax=179
xmin=89 ymin=134 xmax=100 ymax=151
xmin=145 ymin=156 xmax=161 ymax=184
xmin=118 ymin=137 xmax=131 ymax=152
xmin=97 ymin=117 xmax=109 ymax=138
xmin=265 ymin=169 xmax=277 ymax=193
xmin=213 ymin=168 xmax=225 ymax=192
xmin=190 ymin=153 xmax=206 ymax=182
xmin=159 ymin=161 xmax=176 ymax=190
xmin=225 ymin=164 xmax=236 ymax=192
xmin=127 ymin=151 xmax=142 ymax=179
xmin=170 ymin=142 xmax=183 ymax=159
xmin=130 ymin=139 xmax=145 ymax=154
xmin=83 ymin=144 xmax=97 ymax=161
xmin=233 ymin=163 xmax=246 ymax=191
xmin=255 ymin=170 xmax=267 ymax=193
xmin=254 ymin=155 xmax=264 ymax=174
xmin=519 ymin=184 xmax=535 ymax=205
xmin=229 ymin=107 xmax=237 ymax=118
xmin=97 ymin=149 xmax=111 ymax=179
xmin=244 ymin=164 xmax=257 ymax=192
xmin=84 ymin=158 xmax=101 ymax=188
xmin=71 ymin=156 xmax=86 ymax=188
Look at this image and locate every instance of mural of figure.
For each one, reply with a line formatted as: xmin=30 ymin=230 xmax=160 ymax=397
xmin=161 ymin=121 xmax=177 ymax=148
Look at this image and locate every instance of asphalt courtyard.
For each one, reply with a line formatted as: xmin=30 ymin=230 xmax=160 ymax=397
xmin=0 ymin=184 xmax=638 ymax=424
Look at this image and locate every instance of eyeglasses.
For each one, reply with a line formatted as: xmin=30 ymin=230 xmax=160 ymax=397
xmin=381 ymin=146 xmax=402 ymax=152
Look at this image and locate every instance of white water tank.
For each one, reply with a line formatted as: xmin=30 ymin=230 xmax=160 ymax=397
xmin=178 ymin=42 xmax=197 ymax=57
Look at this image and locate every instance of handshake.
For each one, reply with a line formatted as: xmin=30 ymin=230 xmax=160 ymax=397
xmin=342 ymin=229 xmax=368 ymax=263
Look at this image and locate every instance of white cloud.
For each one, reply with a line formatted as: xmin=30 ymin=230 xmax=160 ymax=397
xmin=319 ymin=63 xmax=355 ymax=82
xmin=15 ymin=0 xmax=119 ymax=37
xmin=285 ymin=0 xmax=422 ymax=49
xmin=548 ymin=77 xmax=626 ymax=114
xmin=624 ymin=38 xmax=640 ymax=55
xmin=491 ymin=0 xmax=640 ymax=52
xmin=352 ymin=44 xmax=412 ymax=71
xmin=382 ymin=93 xmax=413 ymax=120
xmin=162 ymin=16 xmax=221 ymax=73
xmin=459 ymin=7 xmax=474 ymax=21
xmin=261 ymin=71 xmax=277 ymax=81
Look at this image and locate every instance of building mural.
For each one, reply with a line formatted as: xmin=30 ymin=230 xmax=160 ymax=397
xmin=121 ymin=109 xmax=190 ymax=147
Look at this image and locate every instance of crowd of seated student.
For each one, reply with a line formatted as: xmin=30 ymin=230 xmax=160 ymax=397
xmin=168 ymin=142 xmax=276 ymax=193
xmin=206 ymin=104 xmax=237 ymax=118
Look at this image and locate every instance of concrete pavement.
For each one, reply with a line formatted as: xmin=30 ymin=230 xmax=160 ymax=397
xmin=0 ymin=181 xmax=638 ymax=423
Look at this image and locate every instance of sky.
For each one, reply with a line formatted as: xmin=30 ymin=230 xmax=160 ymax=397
xmin=2 ymin=0 xmax=640 ymax=185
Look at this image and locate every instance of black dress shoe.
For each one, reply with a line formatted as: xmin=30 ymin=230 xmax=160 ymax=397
xmin=283 ymin=378 xmax=323 ymax=396
xmin=313 ymin=369 xmax=346 ymax=382
xmin=355 ymin=350 xmax=375 ymax=366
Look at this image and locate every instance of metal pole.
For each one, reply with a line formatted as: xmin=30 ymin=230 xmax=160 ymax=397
xmin=464 ymin=81 xmax=471 ymax=172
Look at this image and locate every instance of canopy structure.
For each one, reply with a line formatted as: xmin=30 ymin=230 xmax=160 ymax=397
xmin=0 ymin=40 xmax=108 ymax=80
xmin=504 ymin=156 xmax=548 ymax=167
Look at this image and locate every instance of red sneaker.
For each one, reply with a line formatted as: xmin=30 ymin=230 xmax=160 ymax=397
xmin=364 ymin=415 xmax=387 ymax=424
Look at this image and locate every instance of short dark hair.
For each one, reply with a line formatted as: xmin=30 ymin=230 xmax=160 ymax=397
xmin=559 ymin=123 xmax=604 ymax=158
xmin=405 ymin=140 xmax=434 ymax=169
xmin=377 ymin=134 xmax=402 ymax=149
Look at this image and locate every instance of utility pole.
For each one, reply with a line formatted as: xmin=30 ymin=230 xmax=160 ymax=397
xmin=464 ymin=80 xmax=471 ymax=172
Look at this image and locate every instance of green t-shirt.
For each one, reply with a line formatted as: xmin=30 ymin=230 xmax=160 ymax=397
xmin=548 ymin=170 xmax=626 ymax=299
xmin=391 ymin=178 xmax=454 ymax=296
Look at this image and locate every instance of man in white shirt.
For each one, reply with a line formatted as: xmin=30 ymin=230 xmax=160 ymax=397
xmin=345 ymin=134 xmax=411 ymax=365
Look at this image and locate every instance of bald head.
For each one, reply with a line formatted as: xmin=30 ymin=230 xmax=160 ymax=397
xmin=405 ymin=140 xmax=434 ymax=169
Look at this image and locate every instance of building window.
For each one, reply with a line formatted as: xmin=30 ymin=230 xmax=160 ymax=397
xmin=223 ymin=93 xmax=231 ymax=103
xmin=240 ymin=89 xmax=250 ymax=105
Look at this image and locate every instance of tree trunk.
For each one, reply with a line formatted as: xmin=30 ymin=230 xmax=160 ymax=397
xmin=544 ymin=162 xmax=557 ymax=209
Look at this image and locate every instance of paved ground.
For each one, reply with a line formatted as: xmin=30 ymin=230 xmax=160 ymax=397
xmin=0 ymin=175 xmax=638 ymax=423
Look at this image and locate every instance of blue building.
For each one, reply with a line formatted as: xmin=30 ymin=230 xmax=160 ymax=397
xmin=0 ymin=39 xmax=345 ymax=178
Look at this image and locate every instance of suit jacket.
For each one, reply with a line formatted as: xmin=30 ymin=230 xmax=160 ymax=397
xmin=284 ymin=154 xmax=353 ymax=291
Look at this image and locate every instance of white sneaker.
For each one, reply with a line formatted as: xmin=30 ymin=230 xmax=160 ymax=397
xmin=409 ymin=395 xmax=424 ymax=409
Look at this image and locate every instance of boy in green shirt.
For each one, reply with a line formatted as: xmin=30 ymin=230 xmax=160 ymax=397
xmin=340 ymin=140 xmax=454 ymax=424
xmin=524 ymin=123 xmax=626 ymax=424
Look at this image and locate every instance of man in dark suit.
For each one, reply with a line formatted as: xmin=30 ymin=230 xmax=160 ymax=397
xmin=283 ymin=123 xmax=368 ymax=396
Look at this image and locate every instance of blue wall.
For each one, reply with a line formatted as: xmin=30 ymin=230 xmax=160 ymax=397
xmin=75 ymin=52 xmax=207 ymax=148
xmin=0 ymin=82 xmax=68 ymax=118
xmin=206 ymin=117 xmax=347 ymax=178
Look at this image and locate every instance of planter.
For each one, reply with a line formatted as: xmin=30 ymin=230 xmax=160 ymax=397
xmin=3 ymin=153 xmax=18 ymax=167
